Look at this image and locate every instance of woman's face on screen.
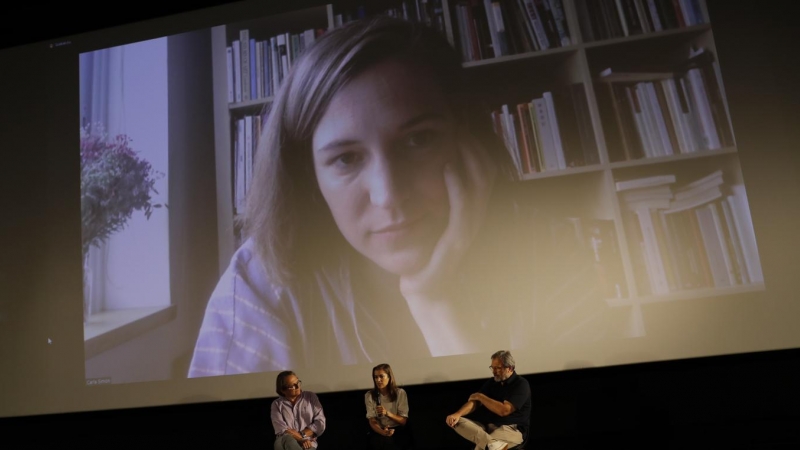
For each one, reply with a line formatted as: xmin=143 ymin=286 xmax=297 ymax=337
xmin=312 ymin=58 xmax=457 ymax=276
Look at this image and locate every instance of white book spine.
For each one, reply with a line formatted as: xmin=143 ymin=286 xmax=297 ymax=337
xmin=615 ymin=174 xmax=676 ymax=191
xmin=721 ymin=198 xmax=749 ymax=284
xmin=483 ymin=0 xmax=502 ymax=57
xmin=647 ymin=0 xmax=663 ymax=31
xmin=635 ymin=208 xmax=670 ymax=294
xmin=326 ymin=4 xmax=334 ymax=30
xmin=695 ymin=205 xmax=731 ymax=287
xmin=236 ymin=119 xmax=246 ymax=214
xmin=728 ymin=185 xmax=764 ymax=283
xmin=245 ymin=115 xmax=253 ymax=200
xmin=543 ymin=91 xmax=566 ymax=169
xmin=304 ymin=29 xmax=315 ymax=47
xmin=532 ymin=98 xmax=559 ymax=171
xmin=508 ymin=113 xmax=523 ymax=176
xmin=686 ymin=68 xmax=721 ymax=149
xmin=500 ymin=104 xmax=522 ymax=173
xmin=645 ymin=82 xmax=674 ymax=155
xmin=709 ymin=202 xmax=737 ymax=285
xmin=615 ymin=0 xmax=630 ymax=36
xmin=625 ymin=86 xmax=651 ymax=157
xmin=635 ymin=83 xmax=662 ymax=157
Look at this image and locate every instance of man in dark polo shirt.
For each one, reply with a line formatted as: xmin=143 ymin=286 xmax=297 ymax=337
xmin=446 ymin=350 xmax=531 ymax=450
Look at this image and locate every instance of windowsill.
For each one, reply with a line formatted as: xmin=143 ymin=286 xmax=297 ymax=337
xmin=84 ymin=305 xmax=176 ymax=359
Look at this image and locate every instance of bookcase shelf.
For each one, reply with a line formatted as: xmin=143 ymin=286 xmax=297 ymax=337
xmin=520 ymin=163 xmax=604 ymax=181
xmin=210 ymin=0 xmax=763 ymax=322
xmin=229 ymin=97 xmax=273 ymax=111
xmin=582 ymin=23 xmax=711 ymax=50
xmin=211 ymin=4 xmax=334 ymax=272
xmin=462 ymin=43 xmax=580 ymax=68
xmin=606 ymin=282 xmax=765 ymax=308
xmin=608 ymin=145 xmax=737 ymax=170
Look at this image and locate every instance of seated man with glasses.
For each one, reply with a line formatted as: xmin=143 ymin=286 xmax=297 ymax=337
xmin=445 ymin=350 xmax=531 ymax=450
xmin=271 ymin=371 xmax=327 ymax=449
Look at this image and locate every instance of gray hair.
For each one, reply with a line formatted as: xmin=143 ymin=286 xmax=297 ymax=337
xmin=491 ymin=350 xmax=515 ymax=370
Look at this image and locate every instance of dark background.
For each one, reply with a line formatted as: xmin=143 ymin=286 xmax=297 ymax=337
xmin=5 ymin=349 xmax=800 ymax=448
xmin=2 ymin=1 xmax=800 ymax=448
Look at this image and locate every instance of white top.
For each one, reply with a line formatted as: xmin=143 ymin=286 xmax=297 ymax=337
xmin=365 ymin=388 xmax=408 ymax=428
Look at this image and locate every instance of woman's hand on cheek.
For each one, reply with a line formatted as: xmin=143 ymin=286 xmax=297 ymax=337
xmin=399 ymin=130 xmax=496 ymax=356
xmin=400 ymin=130 xmax=496 ymax=298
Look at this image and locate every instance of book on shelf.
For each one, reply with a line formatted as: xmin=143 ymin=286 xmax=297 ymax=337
xmin=491 ymin=84 xmax=599 ymax=176
xmin=576 ymin=0 xmax=707 ymax=42
xmin=451 ymin=0 xmax=572 ymax=62
xmin=595 ymin=47 xmax=734 ymax=162
xmin=233 ymin=110 xmax=270 ymax=215
xmin=226 ymin=27 xmax=324 ymax=105
xmin=615 ymin=173 xmax=676 ymax=191
xmin=240 ymin=29 xmax=250 ymax=102
xmin=617 ymin=170 xmax=763 ymax=296
xmin=333 ymin=1 xmax=448 ymax=35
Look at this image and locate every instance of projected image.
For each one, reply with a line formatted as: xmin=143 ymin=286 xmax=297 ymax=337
xmin=79 ymin=37 xmax=174 ymax=384
xmin=80 ymin=1 xmax=766 ymax=385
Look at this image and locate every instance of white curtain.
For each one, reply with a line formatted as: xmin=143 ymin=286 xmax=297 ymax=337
xmin=79 ymin=46 xmax=125 ymax=315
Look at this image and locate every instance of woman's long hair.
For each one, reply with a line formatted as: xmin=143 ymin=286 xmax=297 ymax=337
xmin=242 ymin=15 xmax=517 ymax=288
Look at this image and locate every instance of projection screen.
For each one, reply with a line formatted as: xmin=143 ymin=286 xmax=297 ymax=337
xmin=2 ymin=0 xmax=799 ymax=419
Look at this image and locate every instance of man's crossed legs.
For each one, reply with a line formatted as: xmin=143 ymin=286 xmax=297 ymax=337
xmin=452 ymin=417 xmax=523 ymax=450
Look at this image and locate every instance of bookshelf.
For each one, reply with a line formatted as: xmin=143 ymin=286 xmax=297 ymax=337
xmin=211 ymin=4 xmax=335 ymax=273
xmin=210 ymin=0 xmax=765 ymax=327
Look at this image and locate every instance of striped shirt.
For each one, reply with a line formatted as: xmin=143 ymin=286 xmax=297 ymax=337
xmin=188 ymin=222 xmax=607 ymax=377
xmin=271 ymin=391 xmax=326 ymax=447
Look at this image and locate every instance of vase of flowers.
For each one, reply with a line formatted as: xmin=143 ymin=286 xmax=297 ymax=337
xmin=80 ymin=124 xmax=165 ymax=322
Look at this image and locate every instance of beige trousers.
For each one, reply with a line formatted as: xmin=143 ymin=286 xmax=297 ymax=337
xmin=453 ymin=417 xmax=523 ymax=450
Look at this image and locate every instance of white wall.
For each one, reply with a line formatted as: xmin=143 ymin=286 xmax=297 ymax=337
xmin=103 ymin=37 xmax=170 ymax=311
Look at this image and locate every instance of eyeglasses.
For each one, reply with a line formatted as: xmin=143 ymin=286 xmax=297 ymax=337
xmin=489 ymin=366 xmax=506 ymax=371
xmin=283 ymin=380 xmax=302 ymax=390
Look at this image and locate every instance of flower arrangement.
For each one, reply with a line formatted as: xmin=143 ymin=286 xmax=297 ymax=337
xmin=80 ymin=124 xmax=165 ymax=257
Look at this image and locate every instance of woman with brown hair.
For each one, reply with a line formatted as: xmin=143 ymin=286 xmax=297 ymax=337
xmin=188 ymin=13 xmax=603 ymax=377
xmin=365 ymin=363 xmax=411 ymax=450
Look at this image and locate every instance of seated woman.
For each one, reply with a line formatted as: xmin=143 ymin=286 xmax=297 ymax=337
xmin=188 ymin=14 xmax=606 ymax=377
xmin=365 ymin=363 xmax=411 ymax=450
